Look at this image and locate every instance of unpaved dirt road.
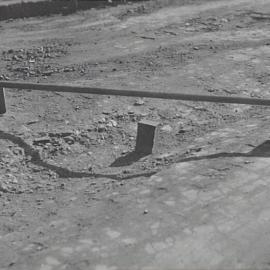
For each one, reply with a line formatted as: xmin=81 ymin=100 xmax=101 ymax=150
xmin=1 ymin=0 xmax=270 ymax=269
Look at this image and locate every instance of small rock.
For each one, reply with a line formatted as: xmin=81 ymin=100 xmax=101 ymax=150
xmin=97 ymin=124 xmax=107 ymax=132
xmin=138 ymin=111 xmax=149 ymax=117
xmin=64 ymin=136 xmax=75 ymax=144
xmin=59 ymin=183 xmax=65 ymax=189
xmin=244 ymin=160 xmax=253 ymax=164
xmin=33 ymin=136 xmax=51 ymax=145
xmin=178 ymin=126 xmax=192 ymax=134
xmin=42 ymin=70 xmax=54 ymax=76
xmin=143 ymin=209 xmax=149 ymax=214
xmin=109 ymin=119 xmax=118 ymax=127
xmin=12 ymin=55 xmax=20 ymax=61
xmin=59 ymin=132 xmax=73 ymax=137
xmin=178 ymin=129 xmax=186 ymax=134
xmin=128 ymin=110 xmax=135 ymax=115
xmin=220 ymin=18 xmax=228 ymax=23
xmin=63 ymin=67 xmax=73 ymax=72
xmin=102 ymin=110 xmax=110 ymax=115
xmin=6 ymin=174 xmax=18 ymax=184
xmin=134 ymin=98 xmax=145 ymax=106
xmin=161 ymin=124 xmax=172 ymax=133
xmin=98 ymin=117 xmax=106 ymax=123
xmin=0 ymin=74 xmax=10 ymax=80
xmin=26 ymin=119 xmax=39 ymax=125
xmin=0 ymin=182 xmax=9 ymax=193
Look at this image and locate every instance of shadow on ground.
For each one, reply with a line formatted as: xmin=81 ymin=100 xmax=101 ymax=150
xmin=110 ymin=151 xmax=148 ymax=167
xmin=175 ymin=140 xmax=270 ymax=163
xmin=0 ymin=130 xmax=155 ymax=180
xmin=1 ymin=130 xmax=270 ymax=180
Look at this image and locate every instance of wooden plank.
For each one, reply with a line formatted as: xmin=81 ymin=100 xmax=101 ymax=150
xmin=0 ymin=87 xmax=6 ymax=114
xmin=135 ymin=120 xmax=159 ymax=154
xmin=0 ymin=81 xmax=270 ymax=106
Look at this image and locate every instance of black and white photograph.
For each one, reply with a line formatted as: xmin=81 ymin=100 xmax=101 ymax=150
xmin=1 ymin=0 xmax=270 ymax=269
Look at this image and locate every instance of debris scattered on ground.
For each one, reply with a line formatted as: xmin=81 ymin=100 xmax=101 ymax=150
xmin=1 ymin=0 xmax=270 ymax=268
xmin=1 ymin=40 xmax=72 ymax=78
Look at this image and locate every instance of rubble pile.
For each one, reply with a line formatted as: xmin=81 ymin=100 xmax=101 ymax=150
xmin=0 ymin=140 xmax=57 ymax=194
xmin=184 ymin=16 xmax=231 ymax=32
xmin=1 ymin=40 xmax=72 ymax=79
